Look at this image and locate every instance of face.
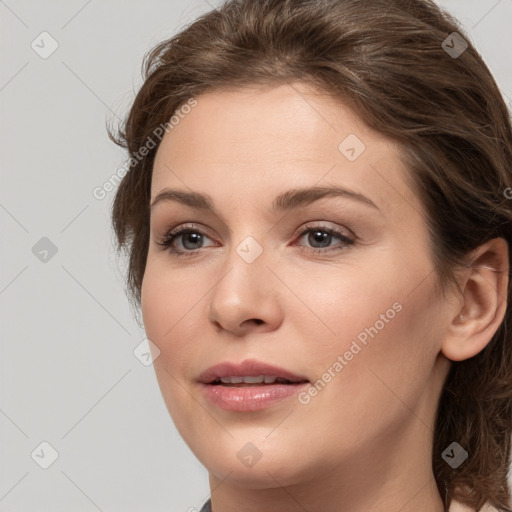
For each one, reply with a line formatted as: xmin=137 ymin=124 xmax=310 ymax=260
xmin=141 ymin=82 xmax=452 ymax=492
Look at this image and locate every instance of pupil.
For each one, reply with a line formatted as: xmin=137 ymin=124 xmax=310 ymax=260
xmin=184 ymin=232 xmax=202 ymax=249
xmin=310 ymin=230 xmax=330 ymax=247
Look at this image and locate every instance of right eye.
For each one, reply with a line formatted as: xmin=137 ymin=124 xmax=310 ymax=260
xmin=156 ymin=224 xmax=218 ymax=257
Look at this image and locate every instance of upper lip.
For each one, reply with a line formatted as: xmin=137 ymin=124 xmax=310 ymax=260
xmin=197 ymin=359 xmax=309 ymax=384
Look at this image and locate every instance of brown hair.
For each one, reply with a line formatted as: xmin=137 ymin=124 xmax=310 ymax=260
xmin=108 ymin=0 xmax=512 ymax=509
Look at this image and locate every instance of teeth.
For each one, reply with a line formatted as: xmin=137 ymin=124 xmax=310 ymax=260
xmin=220 ymin=376 xmax=244 ymax=384
xmin=218 ymin=375 xmax=287 ymax=384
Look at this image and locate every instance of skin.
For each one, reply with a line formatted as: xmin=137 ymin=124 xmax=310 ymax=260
xmin=141 ymin=82 xmax=508 ymax=512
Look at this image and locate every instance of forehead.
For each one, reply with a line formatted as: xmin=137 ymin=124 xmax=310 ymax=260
xmin=151 ymin=82 xmax=417 ymax=217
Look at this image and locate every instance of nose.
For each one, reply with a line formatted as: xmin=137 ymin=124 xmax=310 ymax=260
xmin=207 ymin=243 xmax=284 ymax=336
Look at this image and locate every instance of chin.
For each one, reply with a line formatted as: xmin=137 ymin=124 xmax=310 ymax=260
xmin=187 ymin=435 xmax=314 ymax=488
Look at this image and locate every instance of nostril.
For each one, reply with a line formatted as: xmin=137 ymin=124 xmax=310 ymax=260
xmin=253 ymin=319 xmax=264 ymax=325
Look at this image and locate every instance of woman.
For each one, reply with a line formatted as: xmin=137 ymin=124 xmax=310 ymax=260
xmin=109 ymin=0 xmax=512 ymax=510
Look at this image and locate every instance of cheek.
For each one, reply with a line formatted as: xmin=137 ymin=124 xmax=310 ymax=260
xmin=141 ymin=269 xmax=201 ymax=434
xmin=301 ymin=266 xmax=442 ymax=434
xmin=295 ymin=249 xmax=441 ymax=389
xmin=141 ymin=270 xmax=170 ymax=348
xmin=141 ymin=256 xmax=199 ymax=342
xmin=140 ymin=264 xmax=192 ymax=397
xmin=291 ymin=256 xmax=407 ymax=358
xmin=141 ymin=259 xmax=210 ymax=381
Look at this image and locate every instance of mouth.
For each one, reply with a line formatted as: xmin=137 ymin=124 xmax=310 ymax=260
xmin=208 ymin=375 xmax=309 ymax=386
xmin=197 ymin=359 xmax=310 ymax=385
xmin=197 ymin=359 xmax=310 ymax=411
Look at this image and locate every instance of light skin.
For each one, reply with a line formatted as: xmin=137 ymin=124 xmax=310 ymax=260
xmin=141 ymin=82 xmax=508 ymax=512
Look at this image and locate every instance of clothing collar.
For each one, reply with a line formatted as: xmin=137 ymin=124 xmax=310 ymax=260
xmin=199 ymin=497 xmax=212 ymax=512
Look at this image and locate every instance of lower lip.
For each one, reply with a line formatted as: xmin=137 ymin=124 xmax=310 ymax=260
xmin=200 ymin=382 xmax=309 ymax=411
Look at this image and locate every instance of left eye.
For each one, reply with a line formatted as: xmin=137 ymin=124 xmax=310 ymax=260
xmin=297 ymin=226 xmax=355 ymax=252
xmin=156 ymin=223 xmax=355 ymax=257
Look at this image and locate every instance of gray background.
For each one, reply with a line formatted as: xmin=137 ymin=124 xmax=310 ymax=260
xmin=1 ymin=1 xmax=511 ymax=510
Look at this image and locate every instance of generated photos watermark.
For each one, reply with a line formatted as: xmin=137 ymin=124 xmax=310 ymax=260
xmin=298 ymin=301 xmax=403 ymax=405
xmin=93 ymin=97 xmax=198 ymax=201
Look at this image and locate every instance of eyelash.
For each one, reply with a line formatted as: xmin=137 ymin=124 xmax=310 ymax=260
xmin=155 ymin=223 xmax=355 ymax=258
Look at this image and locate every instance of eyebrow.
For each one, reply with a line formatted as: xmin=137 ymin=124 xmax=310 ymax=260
xmin=150 ymin=185 xmax=380 ymax=214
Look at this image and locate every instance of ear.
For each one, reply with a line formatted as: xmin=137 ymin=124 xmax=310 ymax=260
xmin=441 ymin=237 xmax=509 ymax=362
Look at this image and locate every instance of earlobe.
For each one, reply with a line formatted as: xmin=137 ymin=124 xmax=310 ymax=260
xmin=441 ymin=237 xmax=509 ymax=362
